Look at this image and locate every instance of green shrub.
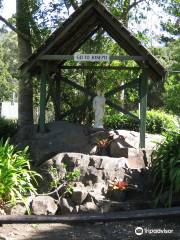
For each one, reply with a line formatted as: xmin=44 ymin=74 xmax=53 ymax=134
xmin=0 ymin=139 xmax=41 ymax=205
xmin=0 ymin=117 xmax=18 ymax=140
xmin=151 ymin=132 xmax=180 ymax=207
xmin=146 ymin=110 xmax=178 ymax=134
xmin=104 ymin=112 xmax=139 ymax=131
xmin=104 ymin=109 xmax=178 ymax=134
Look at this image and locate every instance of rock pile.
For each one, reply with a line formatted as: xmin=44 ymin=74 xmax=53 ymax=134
xmin=10 ymin=122 xmax=165 ymax=215
xmin=28 ymin=152 xmax=152 ymax=215
xmin=13 ymin=121 xmax=164 ymax=165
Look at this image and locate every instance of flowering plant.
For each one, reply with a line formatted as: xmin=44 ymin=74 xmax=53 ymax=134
xmin=108 ymin=179 xmax=128 ymax=191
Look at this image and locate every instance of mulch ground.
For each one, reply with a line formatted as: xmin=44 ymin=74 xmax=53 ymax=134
xmin=0 ymin=218 xmax=179 ymax=240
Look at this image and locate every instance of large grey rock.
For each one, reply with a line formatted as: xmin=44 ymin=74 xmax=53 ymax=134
xmin=83 ymin=166 xmax=103 ymax=185
xmin=59 ymin=198 xmax=74 ymax=214
xmin=13 ymin=121 xmax=164 ymax=165
xmin=109 ymin=130 xmax=164 ymax=150
xmin=98 ymin=199 xmax=152 ymax=213
xmin=31 ymin=196 xmax=57 ymax=215
xmin=34 ymin=159 xmax=54 ymax=194
xmin=14 ymin=121 xmax=93 ymax=164
xmin=54 ymin=153 xmax=129 ymax=186
xmin=88 ymin=192 xmax=105 ymax=204
xmin=53 ymin=152 xmax=90 ymax=173
xmin=71 ymin=186 xmax=88 ymax=205
xmin=93 ymin=182 xmax=108 ymax=195
xmin=0 ymin=235 xmax=8 ymax=240
xmin=79 ymin=201 xmax=99 ymax=213
xmin=109 ymin=145 xmax=153 ymax=169
xmin=89 ymin=155 xmax=129 ymax=169
xmin=0 ymin=209 xmax=6 ymax=215
xmin=11 ymin=203 xmax=27 ymax=215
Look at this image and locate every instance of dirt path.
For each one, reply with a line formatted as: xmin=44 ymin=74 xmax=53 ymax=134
xmin=0 ymin=218 xmax=179 ymax=240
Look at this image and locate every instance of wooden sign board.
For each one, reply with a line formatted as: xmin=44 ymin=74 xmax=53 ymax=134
xmin=74 ymin=54 xmax=109 ymax=62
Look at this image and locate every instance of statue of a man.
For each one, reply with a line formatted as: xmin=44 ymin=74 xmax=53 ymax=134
xmin=93 ymin=90 xmax=106 ymax=128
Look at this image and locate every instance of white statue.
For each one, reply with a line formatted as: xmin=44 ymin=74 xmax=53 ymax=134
xmin=93 ymin=90 xmax=106 ymax=128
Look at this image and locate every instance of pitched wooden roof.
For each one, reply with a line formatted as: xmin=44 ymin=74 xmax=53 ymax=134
xmin=20 ymin=0 xmax=166 ymax=81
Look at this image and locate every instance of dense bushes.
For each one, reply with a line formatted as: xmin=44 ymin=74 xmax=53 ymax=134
xmin=104 ymin=109 xmax=178 ymax=134
xmin=151 ymin=132 xmax=180 ymax=207
xmin=0 ymin=117 xmax=18 ymax=140
xmin=0 ymin=139 xmax=40 ymax=205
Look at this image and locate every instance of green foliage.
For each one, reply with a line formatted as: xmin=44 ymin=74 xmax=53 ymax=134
xmin=65 ymin=168 xmax=80 ymax=182
xmin=163 ymin=39 xmax=180 ymax=115
xmin=104 ymin=111 xmax=139 ymax=132
xmin=151 ymin=132 xmax=180 ymax=207
xmin=146 ymin=109 xmax=178 ymax=134
xmin=0 ymin=139 xmax=41 ymax=205
xmin=49 ymin=165 xmax=60 ymax=190
xmin=49 ymin=165 xmax=80 ymax=196
xmin=152 ymin=39 xmax=180 ymax=114
xmin=0 ymin=31 xmax=18 ymax=102
xmin=104 ymin=109 xmax=178 ymax=134
xmin=0 ymin=117 xmax=18 ymax=140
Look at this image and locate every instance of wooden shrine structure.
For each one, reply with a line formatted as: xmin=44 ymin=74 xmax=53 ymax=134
xmin=20 ymin=0 xmax=166 ymax=148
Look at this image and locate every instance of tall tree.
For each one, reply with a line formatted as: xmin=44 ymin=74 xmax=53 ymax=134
xmin=16 ymin=0 xmax=33 ymax=126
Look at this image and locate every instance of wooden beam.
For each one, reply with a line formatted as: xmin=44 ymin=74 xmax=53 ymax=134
xmin=61 ymin=77 xmax=95 ymax=97
xmin=106 ymin=100 xmax=139 ymax=122
xmin=139 ymin=69 xmax=148 ymax=148
xmin=61 ymin=100 xmax=92 ymax=119
xmin=46 ymin=25 xmax=101 ymax=75
xmin=0 ymin=207 xmax=179 ymax=225
xmin=39 ymin=62 xmax=48 ymax=133
xmin=105 ymin=79 xmax=138 ymax=97
xmin=94 ymin=3 xmax=165 ymax=77
xmin=61 ymin=77 xmax=139 ymax=121
xmin=59 ymin=65 xmax=140 ymax=70
xmin=20 ymin=2 xmax=96 ymax=74
xmin=39 ymin=55 xmax=146 ymax=61
xmin=54 ymin=17 xmax=99 ymax=55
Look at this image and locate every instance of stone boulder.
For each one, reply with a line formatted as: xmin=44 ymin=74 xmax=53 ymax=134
xmin=79 ymin=201 xmax=99 ymax=213
xmin=13 ymin=121 xmax=93 ymax=164
xmin=53 ymin=152 xmax=90 ymax=173
xmin=0 ymin=209 xmax=6 ymax=215
xmin=13 ymin=121 xmax=163 ymax=166
xmin=109 ymin=130 xmax=164 ymax=152
xmin=31 ymin=196 xmax=58 ymax=215
xmin=11 ymin=203 xmax=27 ymax=215
xmin=71 ymin=186 xmax=88 ymax=205
xmin=54 ymin=153 xmax=129 ymax=187
xmin=59 ymin=198 xmax=74 ymax=214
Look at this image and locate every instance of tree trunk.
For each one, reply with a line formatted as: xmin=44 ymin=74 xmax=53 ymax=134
xmin=16 ymin=0 xmax=33 ymax=126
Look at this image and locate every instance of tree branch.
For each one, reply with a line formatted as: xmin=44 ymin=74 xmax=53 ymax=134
xmin=127 ymin=0 xmax=146 ymax=12
xmin=69 ymin=0 xmax=79 ymax=10
xmin=0 ymin=15 xmax=30 ymax=42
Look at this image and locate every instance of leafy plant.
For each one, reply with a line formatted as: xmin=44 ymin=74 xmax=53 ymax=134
xmin=0 ymin=139 xmax=41 ymax=205
xmin=151 ymin=132 xmax=180 ymax=207
xmin=65 ymin=168 xmax=80 ymax=182
xmin=48 ymin=165 xmax=80 ymax=199
xmin=104 ymin=109 xmax=178 ymax=134
xmin=0 ymin=117 xmax=18 ymax=141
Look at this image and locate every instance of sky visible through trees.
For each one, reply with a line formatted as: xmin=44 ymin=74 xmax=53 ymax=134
xmin=0 ymin=0 xmax=172 ymax=46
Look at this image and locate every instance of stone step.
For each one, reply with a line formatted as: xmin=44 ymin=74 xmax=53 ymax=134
xmin=109 ymin=146 xmax=153 ymax=169
xmin=97 ymin=199 xmax=153 ymax=213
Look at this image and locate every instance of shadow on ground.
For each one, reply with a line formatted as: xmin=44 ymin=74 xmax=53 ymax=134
xmin=4 ymin=218 xmax=179 ymax=240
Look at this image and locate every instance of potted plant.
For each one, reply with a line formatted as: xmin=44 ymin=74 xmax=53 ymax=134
xmin=107 ymin=179 xmax=128 ymax=201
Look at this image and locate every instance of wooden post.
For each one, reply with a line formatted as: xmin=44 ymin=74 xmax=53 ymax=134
xmin=39 ymin=62 xmax=48 ymax=133
xmin=139 ymin=68 xmax=148 ymax=148
xmin=54 ymin=74 xmax=61 ymax=120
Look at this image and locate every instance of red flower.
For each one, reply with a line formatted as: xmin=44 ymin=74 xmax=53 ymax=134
xmin=116 ymin=180 xmax=128 ymax=190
